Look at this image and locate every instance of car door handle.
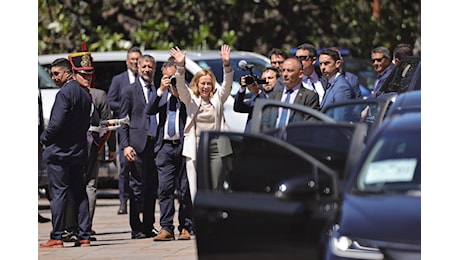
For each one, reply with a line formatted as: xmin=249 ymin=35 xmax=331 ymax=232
xmin=206 ymin=211 xmax=229 ymax=224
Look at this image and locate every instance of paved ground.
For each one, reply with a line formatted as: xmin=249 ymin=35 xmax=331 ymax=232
xmin=38 ymin=189 xmax=198 ymax=260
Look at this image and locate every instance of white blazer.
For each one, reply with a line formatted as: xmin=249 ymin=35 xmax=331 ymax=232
xmin=175 ymin=65 xmax=234 ymax=160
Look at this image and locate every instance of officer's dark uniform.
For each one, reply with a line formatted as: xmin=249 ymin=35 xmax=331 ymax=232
xmin=40 ymin=52 xmax=93 ymax=245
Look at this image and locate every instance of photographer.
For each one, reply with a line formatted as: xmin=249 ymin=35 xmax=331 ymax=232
xmin=234 ymin=67 xmax=279 ymax=133
xmin=145 ymin=58 xmax=193 ymax=241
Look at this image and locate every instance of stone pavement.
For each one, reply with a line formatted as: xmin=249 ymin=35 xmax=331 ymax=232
xmin=38 ymin=189 xmax=198 ymax=260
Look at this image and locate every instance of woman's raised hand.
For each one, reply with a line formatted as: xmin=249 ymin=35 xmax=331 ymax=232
xmin=170 ymin=46 xmax=186 ymax=67
xmin=220 ymin=44 xmax=231 ymax=66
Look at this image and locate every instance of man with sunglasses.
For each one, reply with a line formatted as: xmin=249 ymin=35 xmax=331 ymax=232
xmin=295 ymin=43 xmax=326 ymax=103
xmin=48 ymin=58 xmax=82 ymax=242
xmin=50 ymin=58 xmax=73 ymax=88
xmin=370 ymin=46 xmax=394 ymax=97
xmin=40 ymin=52 xmax=94 ymax=248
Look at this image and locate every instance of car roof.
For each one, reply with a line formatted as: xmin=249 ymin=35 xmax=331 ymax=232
xmin=376 ymin=112 xmax=421 ymax=138
xmin=38 ymin=50 xmax=269 ymax=64
xmin=186 ymin=50 xmax=269 ymax=60
xmin=39 ymin=50 xmax=171 ymax=64
xmin=385 ymin=90 xmax=421 ymax=119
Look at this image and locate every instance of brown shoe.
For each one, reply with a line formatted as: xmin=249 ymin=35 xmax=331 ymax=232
xmin=153 ymin=229 xmax=174 ymax=241
xmin=40 ymin=239 xmax=64 ymax=248
xmin=178 ymin=229 xmax=191 ymax=240
xmin=75 ymin=240 xmax=91 ymax=247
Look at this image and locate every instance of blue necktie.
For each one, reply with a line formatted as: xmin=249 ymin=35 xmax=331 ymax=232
xmin=147 ymin=85 xmax=157 ymax=136
xmin=278 ymin=89 xmax=293 ymax=127
xmin=167 ymin=95 xmax=178 ymax=137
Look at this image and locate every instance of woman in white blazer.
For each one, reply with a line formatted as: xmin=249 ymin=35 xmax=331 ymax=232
xmin=170 ymin=44 xmax=234 ymax=202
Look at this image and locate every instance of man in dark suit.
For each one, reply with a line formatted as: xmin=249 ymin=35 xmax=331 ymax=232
xmin=370 ymin=46 xmax=395 ymax=97
xmin=318 ymin=48 xmax=354 ymax=119
xmin=145 ymin=59 xmax=193 ymax=241
xmin=108 ymin=46 xmax=142 ymax=215
xmin=119 ymin=54 xmax=159 ymax=239
xmin=39 ymin=51 xmax=94 ymax=248
xmin=262 ymin=57 xmax=319 ymax=130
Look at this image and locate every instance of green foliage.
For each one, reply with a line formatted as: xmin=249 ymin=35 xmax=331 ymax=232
xmin=38 ymin=0 xmax=420 ymax=58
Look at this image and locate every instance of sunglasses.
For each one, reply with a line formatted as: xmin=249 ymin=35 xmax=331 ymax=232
xmin=371 ymin=57 xmax=385 ymax=63
xmin=296 ymin=56 xmax=311 ymax=61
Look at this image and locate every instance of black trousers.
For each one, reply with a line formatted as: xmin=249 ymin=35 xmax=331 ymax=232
xmin=128 ymin=138 xmax=158 ymax=236
xmin=47 ymin=159 xmax=91 ymax=240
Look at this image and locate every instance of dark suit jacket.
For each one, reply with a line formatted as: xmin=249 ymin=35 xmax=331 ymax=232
xmin=233 ymin=90 xmax=268 ymax=133
xmin=320 ymin=73 xmax=353 ymax=110
xmin=262 ymin=84 xmax=320 ymax=129
xmin=40 ymin=80 xmax=92 ymax=163
xmin=108 ymin=71 xmax=131 ymax=118
xmin=119 ymin=78 xmax=157 ymax=154
xmin=372 ymin=63 xmax=395 ymax=96
xmin=145 ymin=91 xmax=187 ymax=153
xmin=343 ymin=71 xmax=361 ymax=98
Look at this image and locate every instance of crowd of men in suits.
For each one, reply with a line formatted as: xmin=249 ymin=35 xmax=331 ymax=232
xmin=39 ymin=41 xmax=413 ymax=248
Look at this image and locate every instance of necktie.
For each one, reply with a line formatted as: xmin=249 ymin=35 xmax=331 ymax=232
xmin=147 ymin=84 xmax=157 ymax=136
xmin=306 ymin=76 xmax=313 ymax=90
xmin=167 ymin=95 xmax=178 ymax=137
xmin=278 ymin=89 xmax=293 ymax=127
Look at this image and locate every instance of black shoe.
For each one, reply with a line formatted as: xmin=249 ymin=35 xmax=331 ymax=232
xmin=90 ymin=237 xmax=97 ymax=241
xmin=151 ymin=227 xmax=159 ymax=237
xmin=38 ymin=214 xmax=51 ymax=223
xmin=131 ymin=232 xmax=147 ymax=239
xmin=117 ymin=201 xmax=127 ymax=215
xmin=62 ymin=230 xmax=78 ymax=242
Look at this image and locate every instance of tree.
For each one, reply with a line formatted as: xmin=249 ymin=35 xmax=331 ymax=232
xmin=38 ymin=0 xmax=420 ymax=58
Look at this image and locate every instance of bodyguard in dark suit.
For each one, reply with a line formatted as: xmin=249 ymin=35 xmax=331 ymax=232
xmin=119 ymin=54 xmax=159 ymax=239
xmin=342 ymin=71 xmax=361 ymax=99
xmin=330 ymin=47 xmax=362 ymax=99
xmin=39 ymin=51 xmax=94 ymax=248
xmin=146 ymin=59 xmax=193 ymax=241
xmin=318 ymin=48 xmax=354 ymax=110
xmin=262 ymin=57 xmax=319 ymax=130
xmin=108 ymin=46 xmax=142 ymax=215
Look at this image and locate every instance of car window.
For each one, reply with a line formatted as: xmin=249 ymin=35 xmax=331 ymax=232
xmin=195 ymin=57 xmax=270 ymax=97
xmin=356 ymin=131 xmax=421 ymax=192
xmin=265 ymin=122 xmax=366 ymax=180
xmin=38 ymin=64 xmax=57 ymax=89
xmin=197 ymin=131 xmax=337 ymax=198
xmin=321 ymin=98 xmax=393 ymax=142
xmin=378 ymin=57 xmax=421 ymax=96
xmin=248 ymin=99 xmax=368 ymax=181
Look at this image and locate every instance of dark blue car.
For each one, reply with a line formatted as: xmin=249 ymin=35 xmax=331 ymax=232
xmin=323 ymin=112 xmax=421 ymax=259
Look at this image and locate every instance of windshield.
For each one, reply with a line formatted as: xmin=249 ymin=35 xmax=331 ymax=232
xmin=355 ymin=131 xmax=421 ymax=194
xmin=195 ymin=57 xmax=270 ymax=97
xmin=38 ymin=64 xmax=57 ymax=89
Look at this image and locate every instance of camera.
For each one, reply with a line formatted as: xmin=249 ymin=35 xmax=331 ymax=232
xmin=245 ymin=75 xmax=267 ymax=86
xmin=170 ymin=75 xmax=177 ymax=87
xmin=238 ymin=59 xmax=267 ymax=87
